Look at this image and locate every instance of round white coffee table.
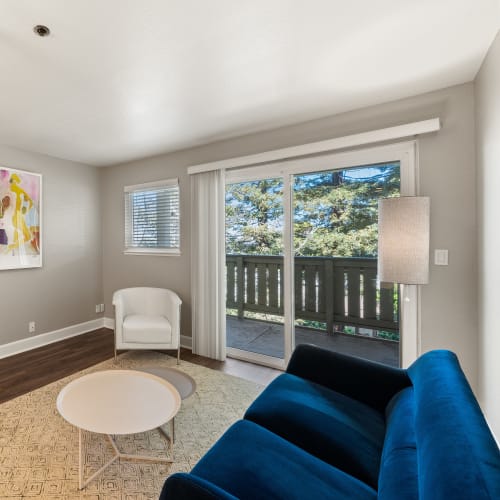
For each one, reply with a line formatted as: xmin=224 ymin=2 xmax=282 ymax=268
xmin=57 ymin=369 xmax=181 ymax=490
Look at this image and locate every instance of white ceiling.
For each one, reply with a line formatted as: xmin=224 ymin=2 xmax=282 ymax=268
xmin=1 ymin=1 xmax=499 ymax=166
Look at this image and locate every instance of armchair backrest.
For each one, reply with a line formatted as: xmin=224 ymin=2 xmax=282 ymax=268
xmin=113 ymin=287 xmax=181 ymax=317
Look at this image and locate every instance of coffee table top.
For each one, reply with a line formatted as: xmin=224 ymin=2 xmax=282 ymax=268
xmin=56 ymin=370 xmax=181 ymax=435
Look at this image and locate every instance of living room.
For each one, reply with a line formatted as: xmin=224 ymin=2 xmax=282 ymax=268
xmin=0 ymin=1 xmax=499 ymax=498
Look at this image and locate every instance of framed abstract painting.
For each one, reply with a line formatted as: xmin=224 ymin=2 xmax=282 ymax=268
xmin=0 ymin=167 xmax=42 ymax=270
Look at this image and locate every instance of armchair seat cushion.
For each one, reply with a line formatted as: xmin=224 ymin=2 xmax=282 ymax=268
xmin=123 ymin=314 xmax=172 ymax=344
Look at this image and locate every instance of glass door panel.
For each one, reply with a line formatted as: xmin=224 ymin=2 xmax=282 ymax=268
xmin=292 ymin=163 xmax=401 ymax=367
xmin=225 ymin=177 xmax=285 ymax=360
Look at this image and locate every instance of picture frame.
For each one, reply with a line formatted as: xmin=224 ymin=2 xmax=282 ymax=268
xmin=0 ymin=166 xmax=42 ymax=270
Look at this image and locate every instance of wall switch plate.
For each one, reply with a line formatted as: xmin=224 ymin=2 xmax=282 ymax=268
xmin=95 ymin=304 xmax=100 ymax=313
xmin=29 ymin=321 xmax=36 ymax=333
xmin=434 ymin=249 xmax=449 ymax=266
xmin=100 ymin=303 xmax=105 ymax=313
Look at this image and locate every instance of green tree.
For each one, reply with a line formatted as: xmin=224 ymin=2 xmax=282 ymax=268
xmin=226 ymin=178 xmax=284 ymax=255
xmin=225 ymin=163 xmax=400 ymax=257
xmin=293 ymin=164 xmax=399 ymax=257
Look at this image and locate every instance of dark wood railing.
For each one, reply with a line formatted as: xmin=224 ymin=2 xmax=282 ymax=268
xmin=226 ymin=254 xmax=399 ymax=334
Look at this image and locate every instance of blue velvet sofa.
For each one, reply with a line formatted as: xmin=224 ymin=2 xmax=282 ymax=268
xmin=160 ymin=345 xmax=500 ymax=499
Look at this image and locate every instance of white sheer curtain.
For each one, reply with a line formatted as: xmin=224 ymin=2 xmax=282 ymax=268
xmin=190 ymin=169 xmax=226 ymax=360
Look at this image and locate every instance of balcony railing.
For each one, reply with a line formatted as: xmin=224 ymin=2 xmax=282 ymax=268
xmin=226 ymin=254 xmax=399 ymax=334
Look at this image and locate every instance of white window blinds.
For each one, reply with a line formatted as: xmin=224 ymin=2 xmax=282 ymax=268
xmin=124 ymin=178 xmax=180 ymax=254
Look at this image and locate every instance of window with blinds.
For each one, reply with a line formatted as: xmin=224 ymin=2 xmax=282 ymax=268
xmin=124 ymin=178 xmax=180 ymax=255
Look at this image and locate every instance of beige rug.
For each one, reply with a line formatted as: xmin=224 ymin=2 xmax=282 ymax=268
xmin=0 ymin=351 xmax=263 ymax=499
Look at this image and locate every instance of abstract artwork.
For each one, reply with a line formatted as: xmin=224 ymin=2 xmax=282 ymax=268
xmin=0 ymin=167 xmax=42 ymax=270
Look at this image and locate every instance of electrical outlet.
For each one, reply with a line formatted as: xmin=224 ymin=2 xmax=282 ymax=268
xmin=95 ymin=304 xmax=100 ymax=313
xmin=100 ymin=303 xmax=105 ymax=313
xmin=29 ymin=321 xmax=36 ymax=333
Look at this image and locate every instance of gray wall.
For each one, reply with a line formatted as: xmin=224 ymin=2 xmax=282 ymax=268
xmin=0 ymin=145 xmax=102 ymax=343
xmin=475 ymin=30 xmax=500 ymax=438
xmin=101 ymin=160 xmax=192 ymax=334
xmin=102 ymin=83 xmax=478 ymax=389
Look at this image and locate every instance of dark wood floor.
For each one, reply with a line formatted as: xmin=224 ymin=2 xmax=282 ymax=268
xmin=181 ymin=348 xmax=281 ymax=386
xmin=0 ymin=328 xmax=280 ymax=404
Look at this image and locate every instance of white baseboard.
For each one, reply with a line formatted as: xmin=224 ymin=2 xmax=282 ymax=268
xmin=104 ymin=317 xmax=193 ymax=350
xmin=0 ymin=318 xmax=105 ymax=359
xmin=103 ymin=316 xmax=114 ymax=329
xmin=0 ymin=316 xmax=193 ymax=361
xmin=180 ymin=334 xmax=192 ymax=349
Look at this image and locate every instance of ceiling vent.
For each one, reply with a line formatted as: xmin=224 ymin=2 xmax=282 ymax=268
xmin=33 ymin=25 xmax=50 ymax=37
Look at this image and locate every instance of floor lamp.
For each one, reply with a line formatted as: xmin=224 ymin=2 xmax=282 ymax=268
xmin=378 ymin=196 xmax=430 ymax=365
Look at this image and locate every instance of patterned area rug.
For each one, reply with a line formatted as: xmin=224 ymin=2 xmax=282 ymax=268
xmin=0 ymin=351 xmax=263 ymax=499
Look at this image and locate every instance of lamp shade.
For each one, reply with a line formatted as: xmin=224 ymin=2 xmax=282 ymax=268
xmin=377 ymin=196 xmax=430 ymax=285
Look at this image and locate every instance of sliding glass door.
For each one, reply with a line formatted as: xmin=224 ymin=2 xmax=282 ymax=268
xmin=225 ymin=142 xmax=417 ymax=369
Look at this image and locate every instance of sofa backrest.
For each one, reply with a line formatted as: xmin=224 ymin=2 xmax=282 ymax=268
xmin=408 ymin=350 xmax=500 ymax=499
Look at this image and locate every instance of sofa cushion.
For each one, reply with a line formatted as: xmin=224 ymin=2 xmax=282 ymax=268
xmin=190 ymin=419 xmax=377 ymax=500
xmin=160 ymin=473 xmax=239 ymax=500
xmin=408 ymin=350 xmax=500 ymax=500
xmin=122 ymin=314 xmax=172 ymax=343
xmin=244 ymin=373 xmax=385 ymax=489
xmin=378 ymin=387 xmax=418 ymax=500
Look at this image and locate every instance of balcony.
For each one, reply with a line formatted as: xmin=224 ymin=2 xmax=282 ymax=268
xmin=226 ymin=254 xmax=400 ymax=367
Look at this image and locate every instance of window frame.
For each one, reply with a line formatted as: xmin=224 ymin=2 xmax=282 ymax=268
xmin=123 ymin=178 xmax=181 ymax=256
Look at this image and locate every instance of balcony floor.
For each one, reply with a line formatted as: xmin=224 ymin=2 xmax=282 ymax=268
xmin=227 ymin=316 xmax=399 ymax=367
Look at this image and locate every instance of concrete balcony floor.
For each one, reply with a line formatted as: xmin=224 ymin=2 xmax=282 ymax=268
xmin=226 ymin=315 xmax=399 ymax=367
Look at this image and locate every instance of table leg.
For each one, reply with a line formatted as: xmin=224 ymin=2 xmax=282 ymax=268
xmin=78 ymin=429 xmax=120 ymax=490
xmin=78 ymin=428 xmax=83 ymax=490
xmin=77 ymin=425 xmax=174 ymax=489
xmin=158 ymin=419 xmax=175 ymax=461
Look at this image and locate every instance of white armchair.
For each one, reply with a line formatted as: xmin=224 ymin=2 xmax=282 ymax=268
xmin=112 ymin=287 xmax=182 ymax=364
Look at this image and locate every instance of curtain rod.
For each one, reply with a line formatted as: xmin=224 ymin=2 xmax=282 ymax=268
xmin=187 ymin=118 xmax=440 ymax=175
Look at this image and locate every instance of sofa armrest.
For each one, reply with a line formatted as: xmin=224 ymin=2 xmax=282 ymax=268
xmin=287 ymin=344 xmax=411 ymax=412
xmin=160 ymin=473 xmax=238 ymax=500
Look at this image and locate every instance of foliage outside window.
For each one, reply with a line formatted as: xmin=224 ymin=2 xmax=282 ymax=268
xmin=225 ymin=163 xmax=401 ymax=341
xmin=124 ymin=179 xmax=180 ymax=255
xmin=225 ymin=163 xmax=400 ymax=258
